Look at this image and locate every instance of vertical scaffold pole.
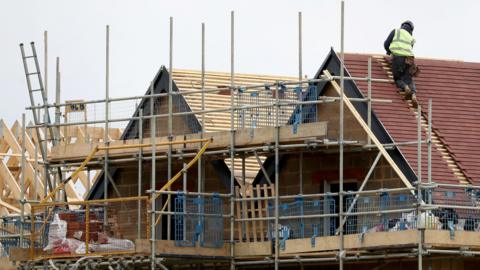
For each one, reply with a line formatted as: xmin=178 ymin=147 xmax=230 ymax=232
xmin=20 ymin=113 xmax=26 ymax=247
xmin=339 ymin=1 xmax=345 ymax=269
xmin=55 ymin=57 xmax=61 ymax=144
xmin=367 ymin=57 xmax=372 ymax=145
xmin=138 ymin=108 xmax=144 ymax=239
xmin=34 ymin=145 xmax=38 ymax=201
xmin=229 ymin=10 xmax=236 ymax=270
xmin=44 ymin=31 xmax=48 ymax=102
xmin=274 ymin=83 xmax=280 ymax=270
xmin=43 ymin=31 xmax=50 ymax=199
xmin=427 ymin=99 xmax=432 ymax=204
xmin=150 ymin=82 xmax=157 ymax=270
xmin=417 ymin=104 xmax=423 ymax=270
xmin=104 ymin=25 xmax=110 ymax=223
xmin=167 ymin=16 xmax=173 ymax=241
xmin=298 ymin=11 xmax=303 ymax=81
xmin=44 ymin=30 xmax=49 ymax=150
xmin=298 ymin=11 xmax=304 ymax=196
xmin=199 ymin=22 xmax=205 ymax=194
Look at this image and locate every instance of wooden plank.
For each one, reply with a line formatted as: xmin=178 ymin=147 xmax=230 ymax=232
xmin=49 ymin=121 xmax=328 ymax=162
xmin=281 ymin=230 xmax=418 ymax=254
xmin=234 ymin=242 xmax=271 ymax=257
xmin=425 ymin=230 xmax=480 ymax=249
xmin=0 ymin=256 xmax=15 ymax=270
xmin=256 ymin=184 xmax=265 ymax=241
xmin=324 ymin=71 xmax=413 ymax=189
xmin=135 ymin=239 xmax=230 ymax=257
xmin=248 ymin=185 xmax=257 ymax=242
xmin=270 ymin=184 xmax=275 ymax=197
xmin=235 ymin=186 xmax=243 ymax=242
xmin=241 ymin=186 xmax=250 ymax=243
xmin=7 ymin=247 xmax=38 ymax=262
xmin=263 ymin=184 xmax=271 ymax=240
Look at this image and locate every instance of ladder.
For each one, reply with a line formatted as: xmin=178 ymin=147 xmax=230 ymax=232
xmin=19 ymin=42 xmax=58 ymax=191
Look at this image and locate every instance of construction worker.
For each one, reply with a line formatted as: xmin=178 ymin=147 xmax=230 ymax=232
xmin=384 ymin=20 xmax=418 ymax=107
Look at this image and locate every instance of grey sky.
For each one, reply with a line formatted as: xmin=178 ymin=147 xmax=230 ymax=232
xmin=0 ymin=0 xmax=477 ymax=125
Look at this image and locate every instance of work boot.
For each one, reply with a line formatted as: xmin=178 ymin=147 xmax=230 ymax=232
xmin=404 ymin=85 xmax=413 ymax=100
xmin=411 ymin=93 xmax=418 ymax=108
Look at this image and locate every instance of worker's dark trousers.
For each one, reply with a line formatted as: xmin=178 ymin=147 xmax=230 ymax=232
xmin=391 ymin=56 xmax=416 ymax=93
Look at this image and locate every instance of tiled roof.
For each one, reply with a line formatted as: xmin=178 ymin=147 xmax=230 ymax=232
xmin=414 ymin=58 xmax=480 ymax=184
xmin=342 ymin=53 xmax=480 ymax=204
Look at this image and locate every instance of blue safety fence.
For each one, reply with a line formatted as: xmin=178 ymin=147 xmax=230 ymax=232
xmin=291 ymin=85 xmax=318 ymax=134
xmin=235 ymin=84 xmax=317 ymax=131
xmin=345 ymin=193 xmax=417 ymax=235
xmin=174 ymin=192 xmax=223 ymax=248
xmin=0 ymin=215 xmax=47 ymax=256
xmin=268 ymin=197 xmax=336 ymax=249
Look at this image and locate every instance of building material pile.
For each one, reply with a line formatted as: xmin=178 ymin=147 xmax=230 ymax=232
xmin=43 ymin=209 xmax=134 ymax=255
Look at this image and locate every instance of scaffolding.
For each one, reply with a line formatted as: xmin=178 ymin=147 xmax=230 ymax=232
xmin=4 ymin=1 xmax=480 ymax=270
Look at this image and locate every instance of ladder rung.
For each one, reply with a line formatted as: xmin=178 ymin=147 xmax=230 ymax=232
xmin=30 ymin=89 xmax=43 ymax=92
xmin=23 ymin=55 xmax=35 ymax=59
xmin=27 ymin=72 xmax=39 ymax=76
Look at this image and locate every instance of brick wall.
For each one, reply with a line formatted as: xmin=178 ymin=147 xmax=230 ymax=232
xmin=277 ymin=151 xmax=403 ymax=196
xmin=316 ymin=85 xmax=366 ymax=143
xmin=106 ymin=157 xmax=230 ymax=240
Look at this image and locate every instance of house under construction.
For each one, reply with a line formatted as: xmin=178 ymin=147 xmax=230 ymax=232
xmin=1 ymin=8 xmax=480 ymax=270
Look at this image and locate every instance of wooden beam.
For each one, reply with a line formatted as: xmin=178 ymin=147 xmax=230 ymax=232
xmin=0 ymin=206 xmax=9 ymax=216
xmin=0 ymin=162 xmax=29 ymax=212
xmin=11 ymin=121 xmax=39 ymax=161
xmin=73 ymin=170 xmax=89 ymax=189
xmin=75 ymin=126 xmax=86 ymax=143
xmin=324 ymin=70 xmax=413 ymax=188
xmin=11 ymin=120 xmax=45 ymax=200
xmin=64 ymin=181 xmax=81 ymax=202
xmin=0 ymin=198 xmax=21 ymax=214
xmin=1 ymin=120 xmax=45 ymax=198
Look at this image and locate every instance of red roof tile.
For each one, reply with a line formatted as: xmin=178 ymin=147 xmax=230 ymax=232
xmin=342 ymin=54 xmax=460 ymax=188
xmin=415 ymin=58 xmax=480 ymax=184
xmin=341 ymin=53 xmax=480 ymax=204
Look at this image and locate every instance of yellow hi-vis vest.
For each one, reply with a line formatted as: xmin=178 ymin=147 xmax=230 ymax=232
xmin=389 ymin=29 xmax=415 ymax=57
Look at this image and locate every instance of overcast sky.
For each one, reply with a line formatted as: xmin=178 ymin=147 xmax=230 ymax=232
xmin=0 ymin=0 xmax=477 ymax=125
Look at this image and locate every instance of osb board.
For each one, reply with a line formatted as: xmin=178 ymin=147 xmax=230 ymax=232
xmin=135 ymin=239 xmax=230 ymax=257
xmin=234 ymin=242 xmax=271 ymax=257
